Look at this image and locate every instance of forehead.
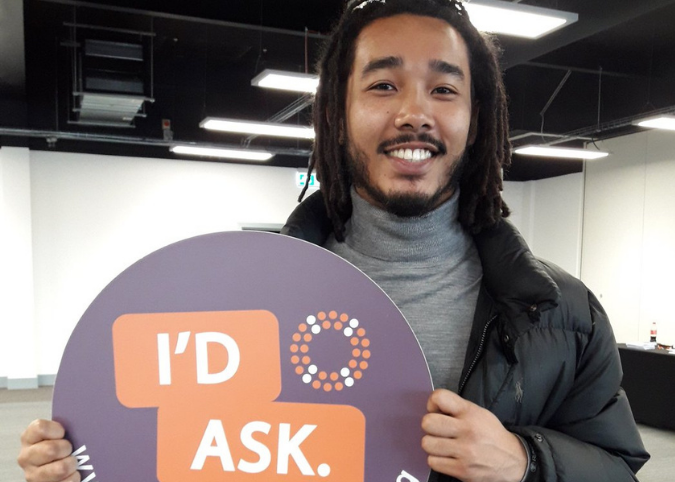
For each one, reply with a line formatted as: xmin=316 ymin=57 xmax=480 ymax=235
xmin=351 ymin=14 xmax=470 ymax=72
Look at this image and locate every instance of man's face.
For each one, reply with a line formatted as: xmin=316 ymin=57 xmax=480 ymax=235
xmin=345 ymin=14 xmax=477 ymax=217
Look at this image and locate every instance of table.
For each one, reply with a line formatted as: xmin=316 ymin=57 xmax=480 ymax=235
xmin=618 ymin=344 xmax=675 ymax=431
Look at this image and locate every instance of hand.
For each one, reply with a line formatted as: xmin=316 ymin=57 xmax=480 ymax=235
xmin=17 ymin=419 xmax=79 ymax=482
xmin=421 ymin=389 xmax=527 ymax=482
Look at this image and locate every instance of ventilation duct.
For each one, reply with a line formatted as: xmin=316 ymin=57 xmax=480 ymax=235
xmin=65 ymin=22 xmax=154 ymax=128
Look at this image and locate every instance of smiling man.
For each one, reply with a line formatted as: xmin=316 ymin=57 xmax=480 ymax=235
xmin=281 ymin=1 xmax=650 ymax=481
xmin=17 ymin=1 xmax=649 ymax=482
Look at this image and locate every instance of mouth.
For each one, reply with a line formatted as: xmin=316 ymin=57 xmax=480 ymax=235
xmin=384 ymin=147 xmax=437 ymax=163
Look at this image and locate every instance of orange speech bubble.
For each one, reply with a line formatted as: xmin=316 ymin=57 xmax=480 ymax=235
xmin=113 ymin=311 xmax=281 ymax=407
xmin=157 ymin=401 xmax=365 ymax=482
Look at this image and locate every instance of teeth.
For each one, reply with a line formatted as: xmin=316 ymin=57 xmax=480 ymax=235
xmin=389 ymin=148 xmax=433 ymax=162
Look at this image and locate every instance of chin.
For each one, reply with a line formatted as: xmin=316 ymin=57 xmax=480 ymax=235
xmin=370 ymin=186 xmax=453 ymax=218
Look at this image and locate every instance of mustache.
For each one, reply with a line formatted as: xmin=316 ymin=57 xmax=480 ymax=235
xmin=376 ymin=134 xmax=447 ymax=156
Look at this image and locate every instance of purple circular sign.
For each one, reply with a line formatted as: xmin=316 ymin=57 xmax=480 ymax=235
xmin=53 ymin=232 xmax=432 ymax=482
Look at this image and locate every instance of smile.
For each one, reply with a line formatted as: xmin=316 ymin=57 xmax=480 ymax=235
xmin=386 ymin=148 xmax=434 ymax=162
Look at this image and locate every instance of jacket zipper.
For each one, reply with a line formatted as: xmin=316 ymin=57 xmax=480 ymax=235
xmin=458 ymin=314 xmax=498 ymax=395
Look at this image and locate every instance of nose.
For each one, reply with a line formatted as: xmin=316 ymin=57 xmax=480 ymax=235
xmin=394 ymin=87 xmax=434 ymax=132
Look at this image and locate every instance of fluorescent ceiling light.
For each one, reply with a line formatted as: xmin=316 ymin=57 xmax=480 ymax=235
xmin=251 ymin=69 xmax=319 ymax=94
xmin=514 ymin=146 xmax=609 ymax=160
xmin=201 ymin=117 xmax=315 ymax=140
xmin=635 ymin=115 xmax=675 ymax=131
xmin=170 ymin=145 xmax=273 ymax=161
xmin=464 ymin=0 xmax=578 ymax=39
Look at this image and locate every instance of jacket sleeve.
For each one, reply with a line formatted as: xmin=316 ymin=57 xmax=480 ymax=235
xmin=510 ymin=291 xmax=649 ymax=482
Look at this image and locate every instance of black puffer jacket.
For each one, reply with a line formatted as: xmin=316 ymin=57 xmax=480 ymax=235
xmin=282 ymin=191 xmax=649 ymax=482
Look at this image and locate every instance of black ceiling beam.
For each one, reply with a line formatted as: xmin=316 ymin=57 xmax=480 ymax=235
xmin=37 ymin=0 xmax=329 ymax=39
xmin=501 ymin=0 xmax=675 ymax=69
xmin=523 ymin=61 xmax=646 ymax=79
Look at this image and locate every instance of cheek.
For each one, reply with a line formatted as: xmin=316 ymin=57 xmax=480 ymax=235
xmin=442 ymin=112 xmax=473 ymax=146
xmin=348 ymin=107 xmax=382 ymax=142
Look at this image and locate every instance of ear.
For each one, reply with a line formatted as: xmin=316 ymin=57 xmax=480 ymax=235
xmin=468 ymin=103 xmax=480 ymax=146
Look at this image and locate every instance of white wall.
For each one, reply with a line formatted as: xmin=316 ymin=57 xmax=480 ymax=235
xmin=501 ymin=181 xmax=529 ymax=242
xmin=1 ymin=149 xmax=313 ymax=382
xmin=5 ymin=130 xmax=673 ymax=382
xmin=0 ymin=148 xmax=38 ymax=388
xmin=503 ymin=173 xmax=584 ymax=277
xmin=582 ymin=130 xmax=675 ymax=344
xmin=529 ymin=173 xmax=585 ymax=277
xmin=0 ymin=146 xmax=599 ymax=384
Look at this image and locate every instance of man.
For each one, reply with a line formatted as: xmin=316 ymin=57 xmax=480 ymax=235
xmin=19 ymin=1 xmax=648 ymax=481
xmin=282 ymin=0 xmax=648 ymax=481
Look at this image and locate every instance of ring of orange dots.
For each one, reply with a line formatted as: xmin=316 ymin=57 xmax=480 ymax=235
xmin=290 ymin=311 xmax=371 ymax=391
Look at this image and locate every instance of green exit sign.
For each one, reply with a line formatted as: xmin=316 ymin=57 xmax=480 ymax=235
xmin=296 ymin=172 xmax=320 ymax=188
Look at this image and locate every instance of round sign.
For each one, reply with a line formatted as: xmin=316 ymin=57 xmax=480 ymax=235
xmin=53 ymin=231 xmax=432 ymax=482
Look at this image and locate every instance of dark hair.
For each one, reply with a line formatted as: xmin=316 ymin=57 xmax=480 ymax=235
xmin=300 ymin=0 xmax=511 ymax=241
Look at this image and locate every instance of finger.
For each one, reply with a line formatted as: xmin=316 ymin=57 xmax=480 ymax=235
xmin=426 ymin=389 xmax=466 ymax=416
xmin=21 ymin=420 xmax=66 ymax=447
xmin=427 ymin=454 xmax=466 ymax=480
xmin=23 ymin=456 xmax=79 ymax=482
xmin=421 ymin=412 xmax=458 ymax=438
xmin=19 ymin=439 xmax=74 ymax=468
xmin=421 ymin=434 xmax=461 ymax=458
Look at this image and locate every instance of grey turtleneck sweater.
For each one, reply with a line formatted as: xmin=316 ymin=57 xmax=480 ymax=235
xmin=324 ymin=189 xmax=482 ymax=392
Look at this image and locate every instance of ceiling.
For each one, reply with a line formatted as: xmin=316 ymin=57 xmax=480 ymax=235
xmin=1 ymin=0 xmax=675 ymax=181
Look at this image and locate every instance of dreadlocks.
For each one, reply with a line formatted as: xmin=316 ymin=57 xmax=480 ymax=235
xmin=300 ymin=0 xmax=511 ymax=241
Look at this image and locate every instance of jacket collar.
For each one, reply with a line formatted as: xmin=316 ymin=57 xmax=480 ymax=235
xmin=281 ymin=191 xmax=332 ymax=246
xmin=473 ymin=218 xmax=560 ymax=318
xmin=281 ymin=191 xmax=561 ymax=315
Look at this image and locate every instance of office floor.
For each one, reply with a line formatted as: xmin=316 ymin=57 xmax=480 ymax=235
xmin=1 ymin=387 xmax=673 ymax=482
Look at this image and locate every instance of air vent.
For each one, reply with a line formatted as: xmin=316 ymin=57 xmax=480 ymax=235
xmin=85 ymin=39 xmax=143 ymax=61
xmin=64 ymin=23 xmax=155 ymax=128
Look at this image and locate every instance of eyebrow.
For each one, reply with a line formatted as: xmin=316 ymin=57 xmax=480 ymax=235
xmin=360 ymin=56 xmax=466 ymax=81
xmin=361 ymin=56 xmax=403 ymax=78
xmin=429 ymin=59 xmax=466 ymax=80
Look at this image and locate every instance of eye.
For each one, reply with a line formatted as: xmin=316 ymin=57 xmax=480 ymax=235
xmin=370 ymin=82 xmax=395 ymax=91
xmin=433 ymin=86 xmax=457 ymax=95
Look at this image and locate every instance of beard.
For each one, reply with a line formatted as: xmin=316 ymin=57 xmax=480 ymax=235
xmin=346 ymin=138 xmax=469 ymax=218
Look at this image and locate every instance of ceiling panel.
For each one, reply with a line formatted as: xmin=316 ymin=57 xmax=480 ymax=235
xmin=2 ymin=0 xmax=675 ymax=179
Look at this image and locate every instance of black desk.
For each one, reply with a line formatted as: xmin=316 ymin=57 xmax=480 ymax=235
xmin=618 ymin=344 xmax=675 ymax=431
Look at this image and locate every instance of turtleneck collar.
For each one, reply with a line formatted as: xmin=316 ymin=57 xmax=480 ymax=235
xmin=343 ymin=188 xmax=471 ymax=263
